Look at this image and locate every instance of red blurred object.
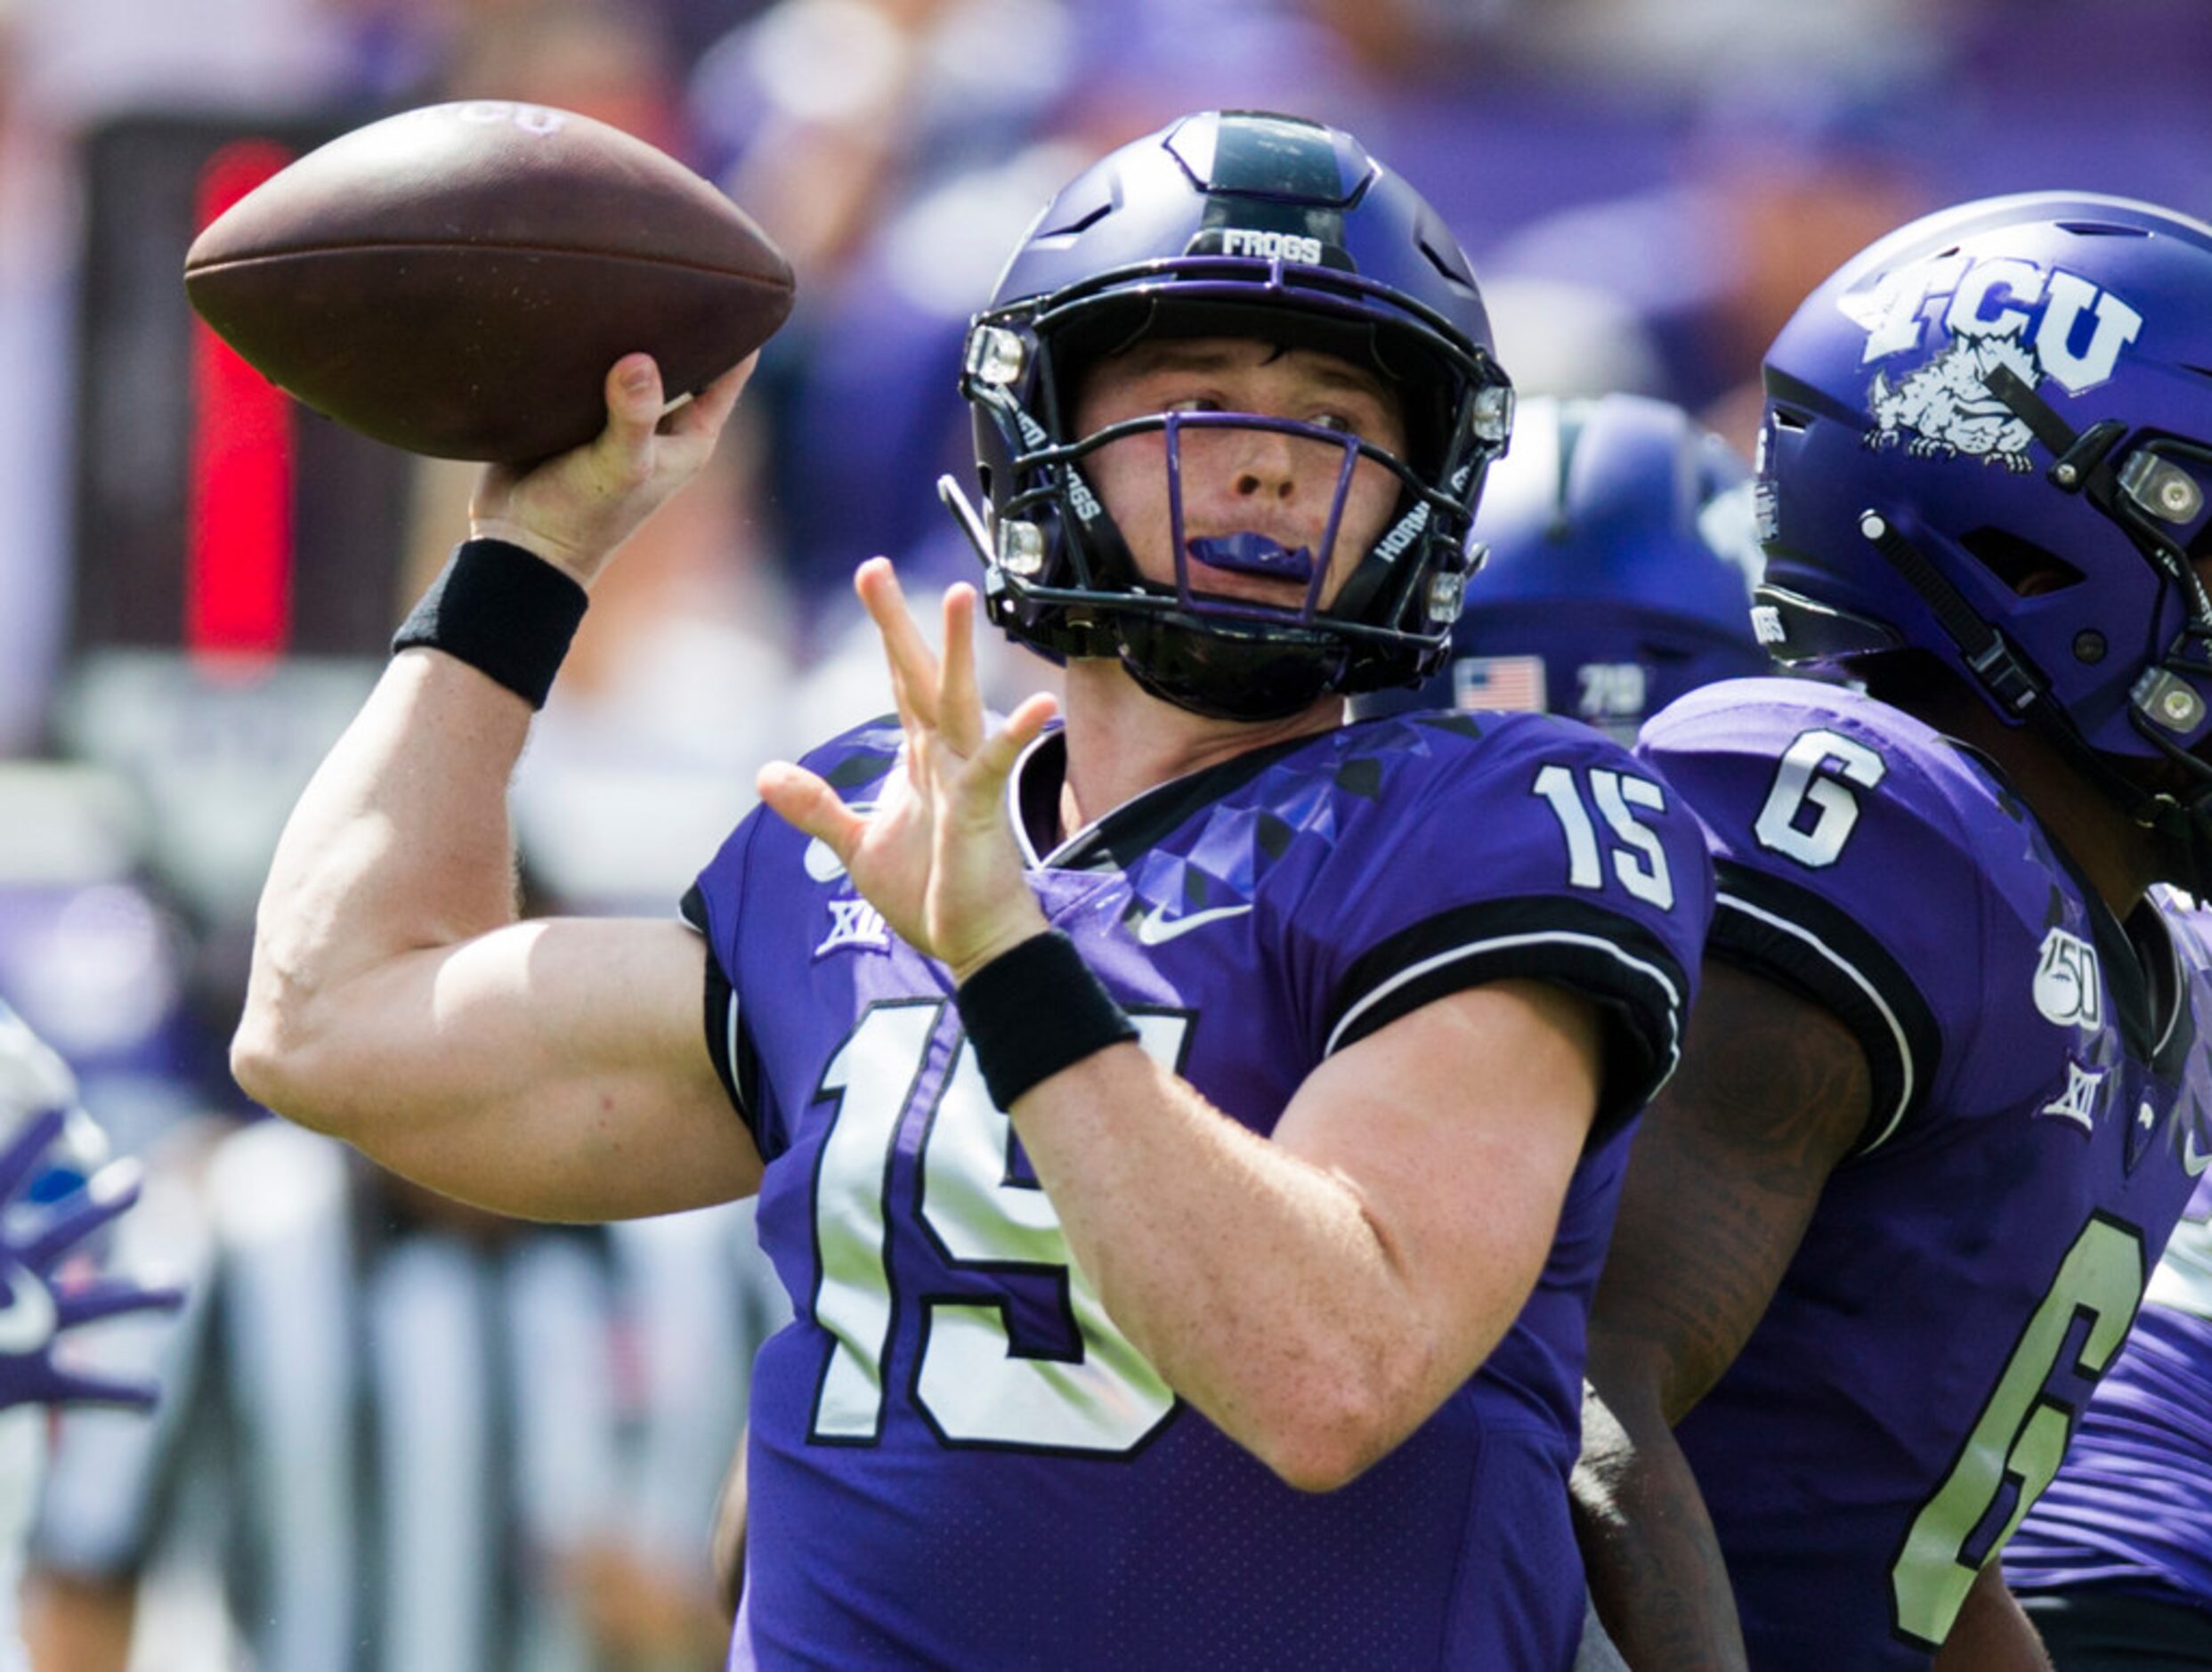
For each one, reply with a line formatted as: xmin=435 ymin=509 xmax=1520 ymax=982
xmin=186 ymin=140 xmax=297 ymax=670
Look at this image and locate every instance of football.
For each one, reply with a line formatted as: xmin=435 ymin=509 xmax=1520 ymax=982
xmin=183 ymin=101 xmax=795 ymax=464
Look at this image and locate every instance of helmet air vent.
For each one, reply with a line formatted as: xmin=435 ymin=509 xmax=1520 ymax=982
xmin=2056 ymin=222 xmax=2151 ymax=239
xmin=1036 ymin=200 xmax=1113 ymax=241
xmin=1959 ymin=527 xmax=2086 ymax=596
xmin=1417 ymin=238 xmax=1473 ymax=290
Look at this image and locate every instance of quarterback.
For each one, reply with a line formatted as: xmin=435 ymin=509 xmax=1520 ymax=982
xmin=235 ymin=111 xmax=1713 ymax=1668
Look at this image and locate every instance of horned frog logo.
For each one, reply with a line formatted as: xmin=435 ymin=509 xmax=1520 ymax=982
xmin=1838 ymin=253 xmax=2144 ymax=470
xmin=1868 ymin=336 xmax=2038 ymax=470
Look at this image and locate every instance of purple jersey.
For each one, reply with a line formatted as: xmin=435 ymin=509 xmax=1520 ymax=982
xmin=1638 ymin=679 xmax=2212 ymax=1668
xmin=2005 ymin=1171 xmax=2212 ymax=1608
xmin=685 ymin=710 xmax=1712 ymax=1669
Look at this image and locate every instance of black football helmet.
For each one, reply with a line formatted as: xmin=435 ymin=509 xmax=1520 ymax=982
xmin=940 ymin=110 xmax=1513 ymax=721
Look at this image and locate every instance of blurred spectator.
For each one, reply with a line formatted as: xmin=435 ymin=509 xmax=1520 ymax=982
xmin=27 ymin=1124 xmax=762 ymax=1672
xmin=1488 ymin=84 xmax=1938 ymax=450
xmin=0 ymin=767 xmax=210 ymax=1160
xmin=1499 ymin=0 xmax=1943 ymax=93
xmin=439 ymin=0 xmax=689 ymax=157
xmin=0 ymin=0 xmax=74 ymax=756
xmin=1476 ymin=278 xmax=1665 ymax=401
xmin=0 ymin=999 xmax=182 ymax=1672
xmin=8 ymin=0 xmax=358 ymax=125
xmin=691 ymin=0 xmax=1075 ymax=278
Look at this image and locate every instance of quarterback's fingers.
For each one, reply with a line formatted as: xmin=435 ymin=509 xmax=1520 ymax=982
xmin=975 ymin=692 xmax=1058 ymax=783
xmin=757 ymin=761 xmax=869 ymax=864
xmin=856 ymin=560 xmax=941 ymax=734
xmin=938 ymin=585 xmax=984 ymax=758
xmin=857 ymin=567 xmax=926 ymax=743
xmin=589 ymin=353 xmax=668 ymax=483
xmin=603 ymin=353 xmax=667 ymax=437
xmin=659 ymin=353 xmax=756 ymax=453
xmin=663 ymin=353 xmax=756 ymax=442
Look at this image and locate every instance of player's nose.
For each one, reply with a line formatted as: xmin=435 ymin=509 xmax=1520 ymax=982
xmin=1226 ymin=426 xmax=1300 ymax=502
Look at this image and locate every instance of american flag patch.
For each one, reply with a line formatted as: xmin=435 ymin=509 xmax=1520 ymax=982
xmin=1451 ymin=653 xmax=1547 ymax=713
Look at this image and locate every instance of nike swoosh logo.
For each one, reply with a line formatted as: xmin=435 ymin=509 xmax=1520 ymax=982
xmin=0 ymin=1262 xmax=57 ymax=1357
xmin=2186 ymin=1127 xmax=2210 ymax=1178
xmin=1135 ymin=903 xmax=1254 ymax=946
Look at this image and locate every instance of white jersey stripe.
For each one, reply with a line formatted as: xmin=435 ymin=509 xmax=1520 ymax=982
xmin=1718 ymin=890 xmax=1918 ymax=1154
xmin=1323 ymin=929 xmax=1684 ymax=1083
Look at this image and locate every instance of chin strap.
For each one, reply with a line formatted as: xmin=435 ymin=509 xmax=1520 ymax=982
xmin=1931 ymin=362 xmax=2212 ymax=834
xmin=1858 ymin=505 xmax=2212 ymax=890
xmin=1855 ymin=509 xmax=2044 ymax=715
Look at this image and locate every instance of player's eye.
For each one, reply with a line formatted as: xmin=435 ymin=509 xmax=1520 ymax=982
xmin=1309 ymin=411 xmax=1355 ymax=434
xmin=1164 ymin=396 xmax=1223 ymax=415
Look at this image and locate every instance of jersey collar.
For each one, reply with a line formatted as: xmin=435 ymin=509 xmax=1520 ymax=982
xmin=1008 ymin=725 xmax=1325 ymax=873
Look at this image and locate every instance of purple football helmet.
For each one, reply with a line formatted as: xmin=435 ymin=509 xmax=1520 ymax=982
xmin=941 ymin=110 xmax=1513 ymax=721
xmin=1354 ymin=394 xmax=1771 ymax=741
xmin=1756 ymin=191 xmax=2212 ymax=884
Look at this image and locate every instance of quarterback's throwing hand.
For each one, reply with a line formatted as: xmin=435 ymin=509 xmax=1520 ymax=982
xmin=759 ymin=560 xmax=1057 ymax=983
xmin=468 ymin=352 xmax=754 ymax=590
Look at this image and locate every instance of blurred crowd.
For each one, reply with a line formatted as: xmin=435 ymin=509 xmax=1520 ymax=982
xmin=0 ymin=0 xmax=2207 ymax=1664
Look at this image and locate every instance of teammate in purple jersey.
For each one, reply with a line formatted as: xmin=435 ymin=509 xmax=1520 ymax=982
xmin=2005 ymin=1168 xmax=2212 ymax=1666
xmin=231 ymin=110 xmax=1714 ymax=1668
xmin=1574 ymin=193 xmax=2212 ymax=1672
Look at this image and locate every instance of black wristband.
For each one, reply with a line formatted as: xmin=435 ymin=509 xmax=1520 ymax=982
xmin=956 ymin=930 xmax=1138 ymax=1111
xmin=392 ymin=538 xmax=589 ymax=710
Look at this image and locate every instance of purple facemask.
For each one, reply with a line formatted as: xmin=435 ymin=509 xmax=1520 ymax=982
xmin=1161 ymin=410 xmax=1360 ymax=618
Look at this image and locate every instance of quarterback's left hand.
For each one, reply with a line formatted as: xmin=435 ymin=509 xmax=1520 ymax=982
xmin=758 ymin=559 xmax=1057 ymax=983
xmin=0 ymin=1107 xmax=184 ymax=1412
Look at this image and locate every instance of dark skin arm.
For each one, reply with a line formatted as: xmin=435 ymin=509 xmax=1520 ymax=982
xmin=1932 ymin=1566 xmax=2054 ymax=1672
xmin=1575 ymin=959 xmax=1872 ymax=1671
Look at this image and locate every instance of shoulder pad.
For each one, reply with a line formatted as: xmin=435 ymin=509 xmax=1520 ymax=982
xmin=1640 ymin=678 xmax=2070 ymax=1151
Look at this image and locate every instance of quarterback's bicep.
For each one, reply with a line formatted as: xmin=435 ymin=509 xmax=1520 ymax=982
xmin=266 ymin=915 xmax=762 ymax=1220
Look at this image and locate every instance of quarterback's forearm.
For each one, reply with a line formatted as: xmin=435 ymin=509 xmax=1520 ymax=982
xmin=1013 ymin=1046 xmax=1464 ymax=1490
xmin=1011 ymin=983 xmax=1592 ymax=1493
xmin=235 ymin=651 xmax=532 ymax=1108
xmin=1574 ymin=1381 xmax=1751 ymax=1672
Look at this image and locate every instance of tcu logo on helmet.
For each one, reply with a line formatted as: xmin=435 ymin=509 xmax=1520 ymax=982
xmin=1838 ymin=255 xmax=2144 ymax=472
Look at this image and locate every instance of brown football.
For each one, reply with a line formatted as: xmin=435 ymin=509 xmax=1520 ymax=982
xmin=183 ymin=101 xmax=794 ymax=464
